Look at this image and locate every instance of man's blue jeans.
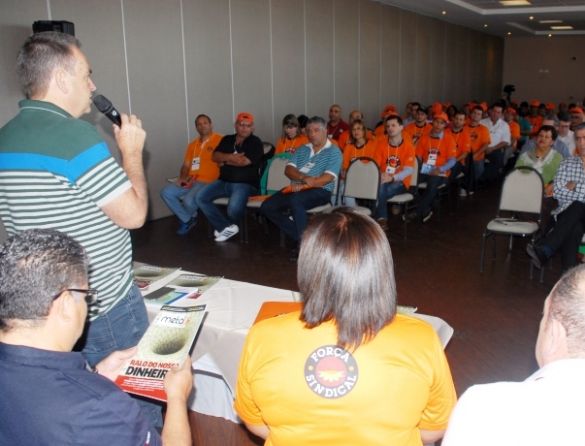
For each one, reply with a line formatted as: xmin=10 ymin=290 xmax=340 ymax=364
xmin=78 ymin=284 xmax=163 ymax=428
xmin=196 ymin=180 xmax=257 ymax=231
xmin=160 ymin=180 xmax=208 ymax=223
xmin=375 ymin=181 xmax=406 ymax=219
xmin=260 ymin=188 xmax=331 ymax=242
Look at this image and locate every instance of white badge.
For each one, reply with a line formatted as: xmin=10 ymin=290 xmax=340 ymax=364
xmin=427 ymin=152 xmax=438 ymax=166
xmin=386 ymin=165 xmax=396 ymax=175
xmin=191 ymin=157 xmax=201 ymax=171
xmin=300 ymin=161 xmax=315 ymax=174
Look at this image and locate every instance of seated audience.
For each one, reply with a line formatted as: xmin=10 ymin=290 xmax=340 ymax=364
xmin=481 ymin=102 xmax=511 ymax=182
xmin=404 ymin=106 xmax=431 ymax=147
xmin=443 ymin=264 xmax=585 ymax=446
xmin=337 ymin=110 xmax=371 ymax=149
xmin=407 ymin=112 xmax=456 ymax=223
xmin=0 ymin=229 xmax=193 ymax=446
xmin=521 ymin=118 xmax=570 ymax=159
xmin=374 ymin=103 xmax=398 ymax=137
xmin=235 ymin=208 xmax=456 ymax=445
xmin=374 ymin=115 xmax=415 ymax=228
xmin=515 ymin=124 xmax=563 ymax=233
xmin=340 ymin=119 xmax=380 ymax=206
xmin=557 ymin=112 xmax=575 ymax=156
xmin=527 ymin=124 xmax=585 ymax=272
xmin=160 ymin=114 xmax=222 ymax=235
xmin=197 ymin=112 xmax=263 ymax=242
xmin=260 ymin=116 xmax=341 ymax=256
xmin=327 ymin=104 xmax=349 ymax=142
xmin=445 ymin=110 xmax=472 ymax=196
xmin=274 ymin=114 xmax=308 ymax=156
xmin=569 ymin=106 xmax=585 ymax=131
xmin=464 ymin=105 xmax=491 ymax=194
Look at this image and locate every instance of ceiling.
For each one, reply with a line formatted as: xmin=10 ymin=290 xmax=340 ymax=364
xmin=376 ymin=0 xmax=585 ymax=37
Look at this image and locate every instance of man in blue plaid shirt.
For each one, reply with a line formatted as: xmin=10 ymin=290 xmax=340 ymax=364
xmin=527 ymin=124 xmax=585 ymax=271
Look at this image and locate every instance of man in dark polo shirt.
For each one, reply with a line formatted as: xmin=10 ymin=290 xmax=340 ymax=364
xmin=0 ymin=229 xmax=193 ymax=445
xmin=197 ymin=112 xmax=263 ymax=242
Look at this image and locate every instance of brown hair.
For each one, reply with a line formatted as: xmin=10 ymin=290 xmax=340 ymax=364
xmin=299 ymin=208 xmax=397 ymax=350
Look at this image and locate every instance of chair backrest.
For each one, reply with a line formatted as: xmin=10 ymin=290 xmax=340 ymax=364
xmin=498 ymin=166 xmax=543 ymax=214
xmin=343 ymin=157 xmax=380 ymax=201
xmin=410 ymin=157 xmax=420 ymax=189
xmin=266 ymin=157 xmax=290 ymax=191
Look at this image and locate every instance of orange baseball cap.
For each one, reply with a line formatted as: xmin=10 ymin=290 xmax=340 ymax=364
xmin=433 ymin=112 xmax=449 ymax=123
xmin=546 ymin=102 xmax=555 ymax=110
xmin=236 ymin=112 xmax=254 ymax=124
xmin=530 ymin=99 xmax=540 ymax=107
xmin=570 ymin=107 xmax=585 ymax=115
xmin=381 ymin=104 xmax=397 ymax=118
xmin=505 ymin=107 xmax=517 ymax=115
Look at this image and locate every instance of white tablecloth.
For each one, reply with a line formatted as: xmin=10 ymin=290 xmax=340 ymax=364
xmin=146 ymin=277 xmax=453 ymax=422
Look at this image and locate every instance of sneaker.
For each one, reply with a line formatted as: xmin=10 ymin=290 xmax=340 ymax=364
xmin=214 ymin=224 xmax=239 ymax=242
xmin=176 ymin=218 xmax=196 ymax=236
xmin=377 ymin=218 xmax=389 ymax=231
xmin=459 ymin=188 xmax=468 ymax=197
xmin=213 ymin=230 xmax=220 ymax=238
xmin=422 ymin=210 xmax=433 ymax=223
xmin=526 ymin=243 xmax=547 ymax=269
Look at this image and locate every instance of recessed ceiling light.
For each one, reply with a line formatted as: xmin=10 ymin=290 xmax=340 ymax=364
xmin=539 ymin=20 xmax=563 ymax=24
xmin=548 ymin=33 xmax=552 ymax=37
xmin=499 ymin=0 xmax=531 ymax=6
xmin=507 ymin=31 xmax=512 ymax=36
xmin=483 ymin=24 xmax=488 ymax=28
xmin=529 ymin=16 xmax=534 ymax=20
xmin=442 ymin=10 xmax=447 ymax=15
xmin=550 ymin=25 xmax=573 ymax=30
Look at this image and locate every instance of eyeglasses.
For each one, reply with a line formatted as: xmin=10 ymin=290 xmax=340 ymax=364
xmin=52 ymin=288 xmax=98 ymax=305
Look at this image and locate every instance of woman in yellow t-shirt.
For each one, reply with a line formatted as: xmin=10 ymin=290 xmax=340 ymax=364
xmin=235 ymin=209 xmax=457 ymax=446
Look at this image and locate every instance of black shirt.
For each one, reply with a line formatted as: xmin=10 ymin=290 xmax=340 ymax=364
xmin=215 ymin=133 xmax=264 ymax=186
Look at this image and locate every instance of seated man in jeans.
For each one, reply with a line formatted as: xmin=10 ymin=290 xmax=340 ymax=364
xmin=260 ymin=116 xmax=341 ymax=257
xmin=197 ymin=112 xmax=264 ymax=242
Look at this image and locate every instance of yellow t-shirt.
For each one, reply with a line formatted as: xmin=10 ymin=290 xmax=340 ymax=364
xmin=235 ymin=312 xmax=456 ymax=446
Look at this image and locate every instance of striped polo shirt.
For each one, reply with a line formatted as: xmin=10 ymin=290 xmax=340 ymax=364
xmin=287 ymin=140 xmax=342 ymax=192
xmin=0 ymin=100 xmax=133 ymax=320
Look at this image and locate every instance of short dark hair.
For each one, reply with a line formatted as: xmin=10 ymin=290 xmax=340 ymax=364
xmin=16 ymin=31 xmax=81 ymax=99
xmin=0 ymin=229 xmax=87 ymax=332
xmin=549 ymin=265 xmax=585 ymax=356
xmin=558 ymin=112 xmax=571 ymax=123
xmin=538 ymin=124 xmax=558 ymax=141
xmin=384 ymin=114 xmax=403 ymax=126
xmin=299 ymin=208 xmax=397 ymax=350
xmin=297 ymin=114 xmax=309 ymax=129
xmin=195 ymin=114 xmax=211 ymax=124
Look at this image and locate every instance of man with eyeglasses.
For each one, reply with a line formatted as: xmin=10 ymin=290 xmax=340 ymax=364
xmin=0 ymin=229 xmax=193 ymax=445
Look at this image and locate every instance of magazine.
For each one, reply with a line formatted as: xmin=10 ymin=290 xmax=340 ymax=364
xmin=115 ymin=304 xmax=206 ymax=401
xmin=133 ymin=261 xmax=182 ymax=295
xmin=167 ymin=273 xmax=222 ymax=293
xmin=142 ymin=287 xmax=197 ymax=308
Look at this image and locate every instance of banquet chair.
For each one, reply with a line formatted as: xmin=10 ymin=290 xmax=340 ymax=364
xmin=340 ymin=157 xmax=380 ymax=216
xmin=479 ymin=166 xmax=543 ymax=274
xmin=387 ymin=157 xmax=419 ymax=240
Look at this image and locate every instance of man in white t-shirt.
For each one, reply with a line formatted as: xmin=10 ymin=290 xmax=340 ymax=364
xmin=480 ymin=103 xmax=510 ymax=181
xmin=443 ymin=264 xmax=585 ymax=446
xmin=558 ymin=112 xmax=576 ymax=155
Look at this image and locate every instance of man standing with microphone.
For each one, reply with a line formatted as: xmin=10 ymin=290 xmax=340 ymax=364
xmin=0 ymin=31 xmax=159 ymax=421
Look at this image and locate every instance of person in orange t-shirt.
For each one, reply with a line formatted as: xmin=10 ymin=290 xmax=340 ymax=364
xmin=404 ymin=108 xmax=431 ymax=147
xmin=340 ymin=120 xmax=380 ymax=207
xmin=160 ymin=114 xmax=222 ymax=235
xmin=465 ymin=105 xmax=491 ymax=193
xmin=374 ymin=114 xmax=415 ymax=225
xmin=446 ymin=110 xmax=472 ymax=196
xmin=337 ymin=110 xmax=373 ymax=150
xmin=274 ymin=114 xmax=309 ymax=155
xmin=408 ymin=112 xmax=456 ymax=223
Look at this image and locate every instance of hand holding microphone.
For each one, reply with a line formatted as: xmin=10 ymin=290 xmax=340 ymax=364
xmin=93 ymin=94 xmax=146 ymax=157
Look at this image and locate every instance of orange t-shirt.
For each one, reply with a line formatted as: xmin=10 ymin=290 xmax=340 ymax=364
xmin=528 ymin=115 xmax=543 ymax=136
xmin=465 ymin=124 xmax=491 ymax=161
xmin=403 ymin=122 xmax=431 ymax=147
xmin=446 ymin=127 xmax=471 ymax=163
xmin=337 ymin=129 xmax=374 ymax=151
xmin=375 ymin=136 xmax=416 ymax=188
xmin=274 ymin=135 xmax=309 ymax=155
xmin=183 ymin=132 xmax=222 ymax=183
xmin=508 ymin=121 xmax=520 ymax=148
xmin=416 ymin=132 xmax=457 ymax=176
xmin=342 ymin=139 xmax=381 ymax=172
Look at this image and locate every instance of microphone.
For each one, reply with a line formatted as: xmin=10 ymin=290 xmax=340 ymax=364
xmin=92 ymin=94 xmax=122 ymax=126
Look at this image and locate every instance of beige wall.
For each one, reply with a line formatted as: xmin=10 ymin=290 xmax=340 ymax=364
xmin=503 ymin=35 xmax=585 ymax=106
xmin=0 ymin=0 xmax=503 ymax=225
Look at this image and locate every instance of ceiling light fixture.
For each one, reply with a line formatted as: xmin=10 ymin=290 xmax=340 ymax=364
xmin=548 ymin=33 xmax=552 ymax=37
xmin=539 ymin=20 xmax=563 ymax=24
xmin=442 ymin=10 xmax=447 ymax=15
xmin=529 ymin=16 xmax=534 ymax=20
xmin=507 ymin=31 xmax=512 ymax=36
xmin=550 ymin=25 xmax=573 ymax=30
xmin=484 ymin=24 xmax=488 ymax=28
xmin=499 ymin=0 xmax=531 ymax=6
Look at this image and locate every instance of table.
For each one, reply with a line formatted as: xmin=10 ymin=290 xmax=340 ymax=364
xmin=145 ymin=277 xmax=454 ymax=423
